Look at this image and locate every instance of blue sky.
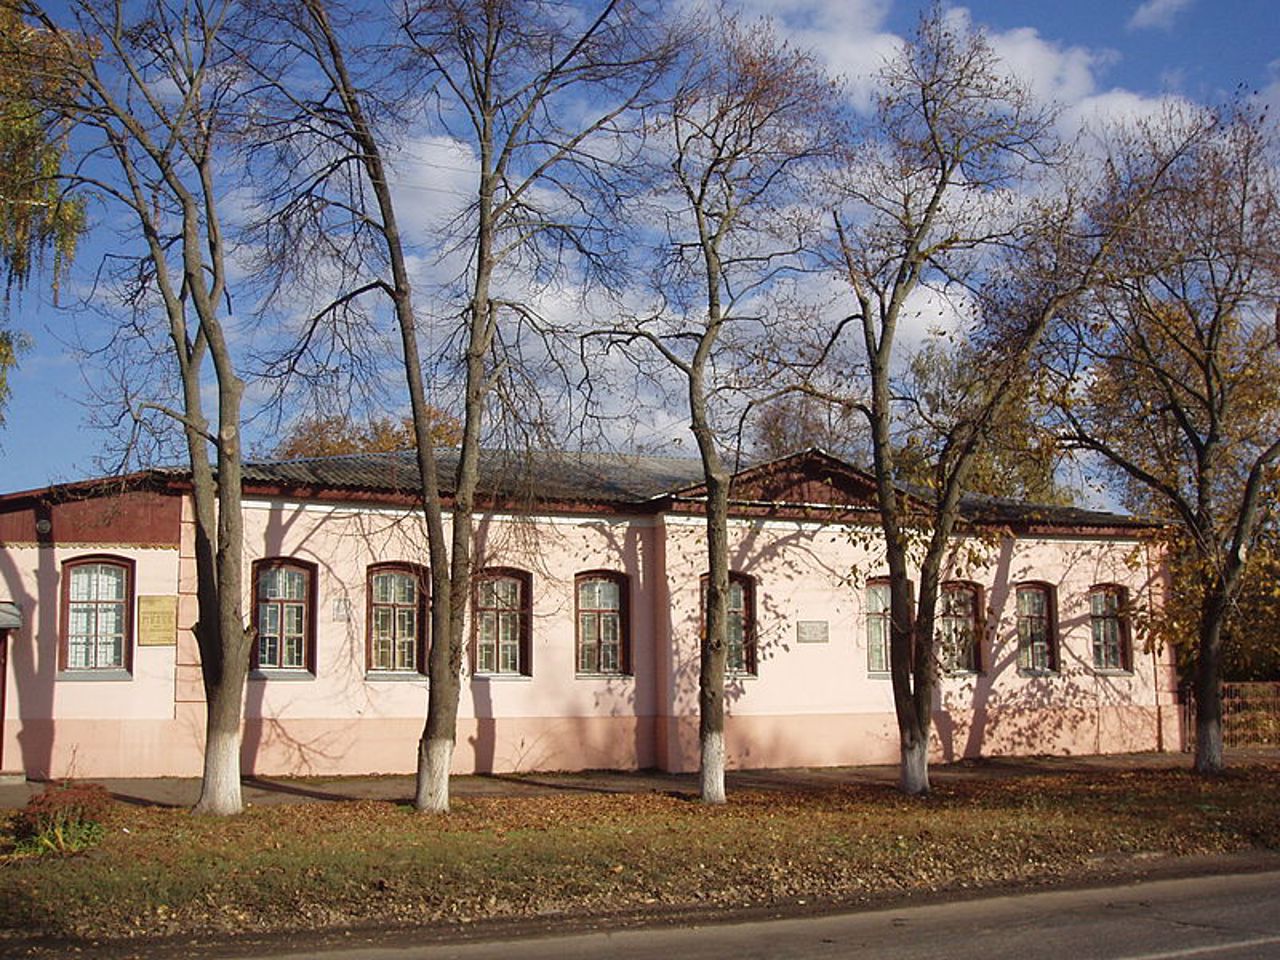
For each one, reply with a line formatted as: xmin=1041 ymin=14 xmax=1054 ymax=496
xmin=2 ymin=0 xmax=1278 ymax=493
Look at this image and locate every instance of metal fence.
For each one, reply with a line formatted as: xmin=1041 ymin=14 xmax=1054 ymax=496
xmin=1183 ymin=682 xmax=1280 ymax=749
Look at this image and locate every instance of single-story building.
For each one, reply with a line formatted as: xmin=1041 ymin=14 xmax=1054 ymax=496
xmin=0 ymin=448 xmax=1181 ymax=780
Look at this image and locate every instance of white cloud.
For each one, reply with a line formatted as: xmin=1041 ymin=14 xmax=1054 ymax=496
xmin=1128 ymin=0 xmax=1193 ymax=31
xmin=731 ymin=0 xmax=901 ymax=111
xmin=1259 ymin=61 xmax=1280 ymax=119
xmin=985 ymin=23 xmax=1106 ymax=105
xmin=1063 ymin=89 xmax=1193 ymax=137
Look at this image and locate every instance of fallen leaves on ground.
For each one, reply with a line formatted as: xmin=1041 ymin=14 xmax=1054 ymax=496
xmin=1 ymin=763 xmax=1278 ymax=948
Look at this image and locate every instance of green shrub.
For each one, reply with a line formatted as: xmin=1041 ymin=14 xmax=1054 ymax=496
xmin=14 ymin=781 xmax=113 ymax=855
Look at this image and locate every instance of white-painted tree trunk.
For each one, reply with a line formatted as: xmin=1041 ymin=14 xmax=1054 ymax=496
xmin=899 ymin=738 xmax=930 ymax=795
xmin=700 ymin=729 xmax=726 ymax=804
xmin=194 ymin=726 xmax=242 ymax=816
xmin=416 ymin=736 xmax=455 ymax=813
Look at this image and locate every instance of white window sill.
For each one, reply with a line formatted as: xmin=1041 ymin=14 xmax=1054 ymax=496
xmin=249 ymin=669 xmax=314 ymax=681
xmin=58 ymin=669 xmax=131 ymax=682
xmin=575 ymin=672 xmax=633 ymax=680
xmin=471 ymin=672 xmax=532 ymax=681
xmin=365 ymin=671 xmax=427 ymax=683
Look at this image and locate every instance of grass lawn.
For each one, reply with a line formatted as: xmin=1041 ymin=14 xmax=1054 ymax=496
xmin=2 ymin=763 xmax=1279 ymax=952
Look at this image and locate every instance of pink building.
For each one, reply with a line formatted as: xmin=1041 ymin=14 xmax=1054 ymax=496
xmin=0 ymin=449 xmax=1181 ymax=781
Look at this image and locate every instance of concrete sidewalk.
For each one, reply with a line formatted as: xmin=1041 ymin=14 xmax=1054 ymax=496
xmin=4 ymin=748 xmax=1274 ymax=810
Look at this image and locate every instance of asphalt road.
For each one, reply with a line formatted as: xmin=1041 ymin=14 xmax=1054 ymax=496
xmin=246 ymin=869 xmax=1280 ymax=960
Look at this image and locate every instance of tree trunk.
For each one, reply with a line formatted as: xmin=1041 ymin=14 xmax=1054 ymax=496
xmin=899 ymin=730 xmax=930 ymax=794
xmin=195 ymin=691 xmax=245 ymax=815
xmin=415 ymin=735 xmax=455 ymax=812
xmin=693 ymin=381 xmax=730 ymax=804
xmin=699 ymin=728 xmax=726 ymax=803
xmin=1192 ymin=592 xmax=1227 ymax=774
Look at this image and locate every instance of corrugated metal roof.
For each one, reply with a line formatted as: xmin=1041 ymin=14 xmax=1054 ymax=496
xmin=230 ymin=446 xmax=1150 ymax=529
xmin=239 ymin=448 xmax=707 ymax=504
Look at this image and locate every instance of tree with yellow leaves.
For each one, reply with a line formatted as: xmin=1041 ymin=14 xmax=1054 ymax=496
xmin=0 ymin=3 xmax=86 ymax=423
xmin=1052 ymin=101 xmax=1280 ymax=773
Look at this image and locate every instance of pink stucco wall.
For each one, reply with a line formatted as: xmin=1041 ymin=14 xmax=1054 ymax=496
xmin=1 ymin=492 xmax=1180 ymax=780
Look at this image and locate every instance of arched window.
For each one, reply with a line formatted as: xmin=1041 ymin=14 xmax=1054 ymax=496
xmin=939 ymin=581 xmax=982 ymax=674
xmin=701 ymin=572 xmax=757 ymax=676
xmin=473 ymin=568 xmax=532 ymax=676
xmin=61 ymin=556 xmax=134 ymax=673
xmin=1016 ymin=582 xmax=1058 ymax=673
xmin=367 ymin=564 xmax=428 ymax=674
xmin=1090 ymin=584 xmax=1131 ymax=672
xmin=252 ymin=558 xmax=317 ymax=673
xmin=575 ymin=571 xmax=629 ymax=675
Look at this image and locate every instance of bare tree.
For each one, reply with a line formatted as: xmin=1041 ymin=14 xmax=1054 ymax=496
xmin=597 ymin=9 xmax=842 ymax=803
xmin=234 ymin=0 xmax=675 ymax=811
xmin=17 ymin=0 xmax=252 ymax=814
xmin=1049 ymin=102 xmax=1280 ymax=774
xmin=824 ymin=7 xmax=1189 ymax=794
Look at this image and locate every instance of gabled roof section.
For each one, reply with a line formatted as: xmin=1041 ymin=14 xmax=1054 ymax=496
xmin=668 ymin=448 xmax=884 ymax=510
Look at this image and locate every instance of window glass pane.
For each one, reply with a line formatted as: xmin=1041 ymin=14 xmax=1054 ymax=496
xmin=397 ymin=635 xmax=416 ymax=671
xmin=496 ymin=577 xmax=519 ymax=608
xmin=69 ymin=567 xmax=93 ymax=602
xmin=728 ymin=580 xmax=745 ymax=613
xmin=67 ymin=637 xmax=90 ymax=669
xmin=99 ymin=604 xmax=124 ymax=639
xmin=578 ymin=615 xmax=598 ymax=673
xmin=598 ymin=579 xmax=620 ymax=609
xmin=283 ymin=633 xmax=303 ymax=668
xmin=283 ymin=570 xmax=306 ymax=600
xmin=941 ymin=585 xmax=977 ymax=672
xmin=397 ymin=608 xmax=416 ymax=641
xmin=259 ymin=603 xmax=279 ymax=638
xmin=259 ymin=634 xmax=279 ymax=668
xmin=601 ymin=613 xmax=619 ymax=644
xmin=98 ymin=564 xmax=126 ymax=600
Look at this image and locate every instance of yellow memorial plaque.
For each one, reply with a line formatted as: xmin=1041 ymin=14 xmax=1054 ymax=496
xmin=137 ymin=595 xmax=178 ymax=647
